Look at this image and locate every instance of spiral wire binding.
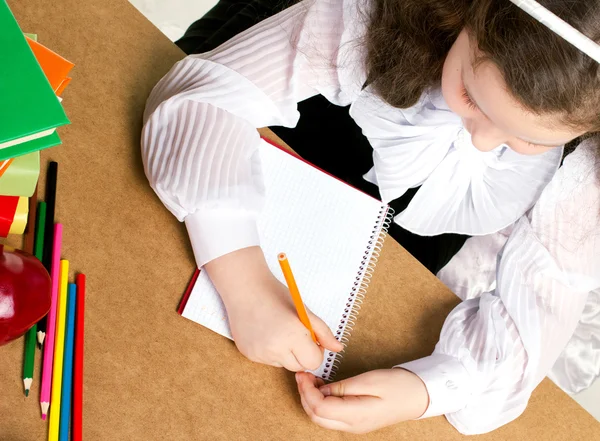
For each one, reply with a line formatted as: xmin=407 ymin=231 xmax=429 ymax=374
xmin=320 ymin=205 xmax=395 ymax=380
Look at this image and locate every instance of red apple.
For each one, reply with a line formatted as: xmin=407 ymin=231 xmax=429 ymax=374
xmin=0 ymin=245 xmax=51 ymax=346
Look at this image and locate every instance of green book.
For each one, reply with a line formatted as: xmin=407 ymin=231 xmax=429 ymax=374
xmin=0 ymin=131 xmax=62 ymax=161
xmin=0 ymin=150 xmax=40 ymax=196
xmin=0 ymin=1 xmax=69 ymax=160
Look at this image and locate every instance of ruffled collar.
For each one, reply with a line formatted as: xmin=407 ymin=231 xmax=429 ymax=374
xmin=350 ymin=87 xmax=563 ymax=236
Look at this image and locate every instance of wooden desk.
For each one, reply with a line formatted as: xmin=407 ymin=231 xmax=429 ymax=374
xmin=0 ymin=0 xmax=597 ymax=439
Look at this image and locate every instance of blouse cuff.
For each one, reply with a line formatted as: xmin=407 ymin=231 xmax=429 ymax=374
xmin=185 ymin=209 xmax=260 ymax=268
xmin=397 ymin=353 xmax=472 ymax=418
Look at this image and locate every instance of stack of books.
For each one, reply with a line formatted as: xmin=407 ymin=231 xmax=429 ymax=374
xmin=0 ymin=0 xmax=73 ymax=238
xmin=0 ymin=3 xmax=86 ymax=433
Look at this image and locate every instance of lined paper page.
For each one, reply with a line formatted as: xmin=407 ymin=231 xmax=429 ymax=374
xmin=182 ymin=139 xmax=387 ymax=378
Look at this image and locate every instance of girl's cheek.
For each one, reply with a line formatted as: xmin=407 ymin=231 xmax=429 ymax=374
xmin=444 ymin=90 xmax=468 ymax=117
xmin=441 ymin=65 xmax=471 ymax=118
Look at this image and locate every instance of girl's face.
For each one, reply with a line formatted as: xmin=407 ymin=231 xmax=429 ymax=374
xmin=441 ymin=30 xmax=584 ymax=155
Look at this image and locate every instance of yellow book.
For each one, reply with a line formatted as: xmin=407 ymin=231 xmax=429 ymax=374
xmin=7 ymin=196 xmax=28 ymax=235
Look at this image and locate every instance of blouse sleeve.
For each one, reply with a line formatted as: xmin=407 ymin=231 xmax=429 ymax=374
xmin=399 ymin=140 xmax=600 ymax=434
xmin=141 ymin=0 xmax=354 ymax=267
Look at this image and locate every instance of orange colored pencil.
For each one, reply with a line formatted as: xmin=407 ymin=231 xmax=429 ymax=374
xmin=277 ymin=253 xmax=317 ymax=343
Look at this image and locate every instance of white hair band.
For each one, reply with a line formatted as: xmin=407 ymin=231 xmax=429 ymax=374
xmin=509 ymin=0 xmax=600 ymax=64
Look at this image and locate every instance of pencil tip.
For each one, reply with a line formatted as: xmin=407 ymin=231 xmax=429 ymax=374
xmin=23 ymin=378 xmax=33 ymax=393
xmin=40 ymin=402 xmax=49 ymax=417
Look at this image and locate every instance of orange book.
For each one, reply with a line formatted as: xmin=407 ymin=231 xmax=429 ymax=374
xmin=26 ymin=37 xmax=74 ymax=95
xmin=0 ymin=159 xmax=14 ymax=178
xmin=55 ymin=77 xmax=72 ymax=96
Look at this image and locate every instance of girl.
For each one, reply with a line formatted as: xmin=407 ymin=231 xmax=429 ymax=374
xmin=142 ymin=0 xmax=600 ymax=434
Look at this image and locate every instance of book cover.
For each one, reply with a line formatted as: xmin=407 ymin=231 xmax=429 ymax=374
xmin=26 ymin=36 xmax=74 ymax=95
xmin=0 ymin=151 xmax=40 ymax=196
xmin=0 ymin=132 xmax=62 ymax=162
xmin=0 ymin=1 xmax=69 ymax=153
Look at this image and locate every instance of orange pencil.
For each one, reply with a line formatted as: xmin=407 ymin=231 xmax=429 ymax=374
xmin=277 ymin=253 xmax=317 ymax=343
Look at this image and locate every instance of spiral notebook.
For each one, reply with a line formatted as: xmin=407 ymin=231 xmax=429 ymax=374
xmin=178 ymin=138 xmax=392 ymax=380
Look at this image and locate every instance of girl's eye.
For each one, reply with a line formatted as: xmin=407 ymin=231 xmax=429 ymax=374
xmin=524 ymin=141 xmax=549 ymax=149
xmin=461 ymin=88 xmax=478 ymax=111
xmin=512 ymin=139 xmax=548 ymax=151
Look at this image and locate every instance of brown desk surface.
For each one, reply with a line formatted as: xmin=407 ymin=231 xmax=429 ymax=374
xmin=1 ymin=0 xmax=597 ymax=439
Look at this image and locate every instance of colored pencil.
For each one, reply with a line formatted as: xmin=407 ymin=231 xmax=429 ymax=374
xmin=48 ymin=260 xmax=69 ymax=441
xmin=277 ymin=253 xmax=317 ymax=343
xmin=59 ymin=284 xmax=76 ymax=441
xmin=72 ymin=274 xmax=86 ymax=441
xmin=22 ymin=331 xmax=35 ymax=396
xmin=38 ymin=161 xmax=58 ymax=347
xmin=40 ymin=224 xmax=63 ymax=420
xmin=34 ymin=202 xmax=47 ymax=260
xmin=23 ymin=185 xmax=38 ymax=255
xmin=23 ymin=201 xmax=46 ymax=396
xmin=22 ymin=190 xmax=40 ymax=396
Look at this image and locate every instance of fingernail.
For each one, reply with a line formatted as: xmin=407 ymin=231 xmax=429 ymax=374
xmin=319 ymin=385 xmax=331 ymax=396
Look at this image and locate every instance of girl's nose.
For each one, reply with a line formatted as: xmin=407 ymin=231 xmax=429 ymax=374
xmin=463 ymin=117 xmax=508 ymax=152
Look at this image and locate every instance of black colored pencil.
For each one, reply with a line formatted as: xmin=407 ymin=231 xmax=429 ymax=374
xmin=37 ymin=161 xmax=58 ymax=347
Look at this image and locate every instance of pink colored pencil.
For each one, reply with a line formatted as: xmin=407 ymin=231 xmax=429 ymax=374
xmin=40 ymin=223 xmax=63 ymax=420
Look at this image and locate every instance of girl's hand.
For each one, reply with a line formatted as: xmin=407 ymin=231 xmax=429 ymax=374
xmin=205 ymin=246 xmax=343 ymax=371
xmin=296 ymin=369 xmax=429 ymax=434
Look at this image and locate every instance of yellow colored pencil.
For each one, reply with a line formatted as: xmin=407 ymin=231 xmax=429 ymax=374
xmin=277 ymin=253 xmax=317 ymax=343
xmin=48 ymin=260 xmax=69 ymax=441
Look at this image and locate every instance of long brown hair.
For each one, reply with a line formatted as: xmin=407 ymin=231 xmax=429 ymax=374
xmin=365 ymin=0 xmax=600 ymax=132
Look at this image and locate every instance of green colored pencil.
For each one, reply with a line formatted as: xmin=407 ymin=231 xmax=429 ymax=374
xmin=34 ymin=203 xmax=46 ymax=260
xmin=23 ymin=201 xmax=46 ymax=396
xmin=23 ymin=329 xmax=36 ymax=396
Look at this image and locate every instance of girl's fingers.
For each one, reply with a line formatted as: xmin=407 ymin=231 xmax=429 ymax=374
xmin=299 ymin=395 xmax=351 ymax=432
xmin=308 ymin=311 xmax=344 ymax=352
xmin=280 ymin=351 xmax=305 ymax=372
xmin=291 ymin=335 xmax=324 ymax=371
xmin=319 ymin=370 xmax=386 ymax=397
xmin=296 ymin=372 xmax=375 ymax=423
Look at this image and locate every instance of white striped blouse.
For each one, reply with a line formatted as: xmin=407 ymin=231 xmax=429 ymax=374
xmin=141 ymin=0 xmax=600 ymax=434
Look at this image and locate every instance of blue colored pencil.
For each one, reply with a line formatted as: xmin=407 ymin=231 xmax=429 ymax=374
xmin=59 ymin=284 xmax=77 ymax=441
